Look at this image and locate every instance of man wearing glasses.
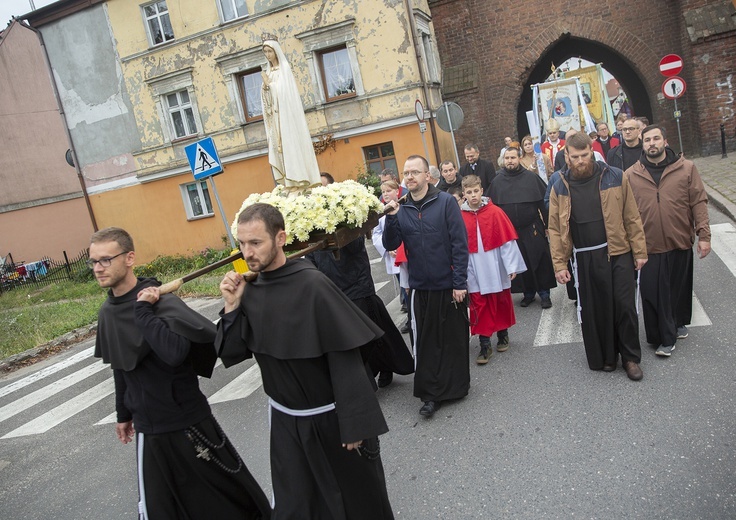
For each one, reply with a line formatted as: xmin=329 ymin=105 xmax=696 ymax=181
xmin=89 ymin=227 xmax=270 ymax=519
xmin=607 ymin=120 xmax=643 ymax=171
xmin=383 ymin=156 xmax=470 ymax=418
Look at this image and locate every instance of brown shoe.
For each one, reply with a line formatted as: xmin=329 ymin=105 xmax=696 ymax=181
xmin=623 ymin=361 xmax=643 ymax=381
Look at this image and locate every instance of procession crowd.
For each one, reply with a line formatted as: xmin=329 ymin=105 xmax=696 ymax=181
xmin=84 ymin=110 xmax=710 ymax=519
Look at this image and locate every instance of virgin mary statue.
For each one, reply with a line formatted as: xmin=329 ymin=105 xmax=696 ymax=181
xmin=261 ymin=35 xmax=321 ymax=188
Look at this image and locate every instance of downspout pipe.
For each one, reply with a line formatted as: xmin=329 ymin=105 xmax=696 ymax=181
xmin=403 ymin=0 xmax=441 ymax=166
xmin=22 ymin=19 xmax=98 ymax=231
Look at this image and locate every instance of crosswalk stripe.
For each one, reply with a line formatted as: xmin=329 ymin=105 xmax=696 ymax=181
xmin=369 ymin=257 xmax=382 ymax=264
xmin=374 ymin=281 xmax=388 ymax=292
xmin=690 ymin=292 xmax=711 ymax=327
xmin=2 ymin=378 xmax=114 ymax=439
xmin=208 ymin=364 xmax=262 ymax=404
xmin=0 ymin=360 xmax=106 ymax=423
xmin=0 ymin=346 xmax=94 ymax=399
xmin=711 ymin=223 xmax=736 ymax=278
xmin=533 ymin=286 xmax=582 ymax=346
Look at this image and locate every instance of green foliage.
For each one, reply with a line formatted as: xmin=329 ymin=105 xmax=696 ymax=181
xmin=0 ymin=247 xmax=234 ymax=359
xmin=355 ymin=166 xmax=382 ymax=198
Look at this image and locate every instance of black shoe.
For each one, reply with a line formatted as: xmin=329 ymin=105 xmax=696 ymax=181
xmin=520 ymin=297 xmax=534 ymax=307
xmin=419 ymin=401 xmax=440 ymax=417
xmin=602 ymin=363 xmax=616 ymax=372
xmin=377 ymin=372 xmax=393 ymax=388
xmin=540 ymin=297 xmax=552 ymax=309
xmin=400 ymin=303 xmax=408 ymax=313
xmin=400 ymin=322 xmax=411 ymax=334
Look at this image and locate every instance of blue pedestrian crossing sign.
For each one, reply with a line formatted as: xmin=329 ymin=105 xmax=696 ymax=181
xmin=185 ymin=137 xmax=223 ymax=180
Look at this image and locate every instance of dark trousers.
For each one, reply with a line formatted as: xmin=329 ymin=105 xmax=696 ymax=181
xmin=640 ymin=249 xmax=693 ymax=347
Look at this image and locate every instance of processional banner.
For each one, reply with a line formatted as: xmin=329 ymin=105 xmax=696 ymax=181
xmin=537 ymin=78 xmax=581 ymax=132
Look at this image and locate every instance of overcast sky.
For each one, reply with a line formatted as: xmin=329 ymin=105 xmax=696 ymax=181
xmin=1 ymin=0 xmax=56 ymax=29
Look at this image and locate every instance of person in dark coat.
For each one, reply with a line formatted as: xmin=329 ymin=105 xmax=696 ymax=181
xmin=383 ymin=155 xmax=470 ymax=419
xmin=607 ymin=120 xmax=642 ymax=171
xmin=307 ymin=236 xmax=414 ymax=388
xmin=436 ymin=160 xmax=464 ymax=192
xmin=459 ymin=144 xmax=496 ymax=192
xmin=488 ymin=146 xmax=557 ymax=308
xmin=91 ymin=227 xmax=270 ymax=520
xmin=217 ymin=204 xmax=394 ymax=520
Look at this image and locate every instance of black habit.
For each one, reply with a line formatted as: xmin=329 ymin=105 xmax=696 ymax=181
xmin=216 ymin=260 xmax=394 ymax=520
xmin=488 ymin=167 xmax=557 ymax=294
xmin=567 ymin=170 xmax=641 ymax=369
xmin=95 ymin=278 xmax=270 ymax=519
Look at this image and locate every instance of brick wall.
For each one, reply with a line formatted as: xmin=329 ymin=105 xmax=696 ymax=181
xmin=428 ymin=0 xmax=736 ymax=159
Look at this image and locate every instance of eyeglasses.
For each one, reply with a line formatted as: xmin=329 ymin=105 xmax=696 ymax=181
xmin=621 ymin=127 xmax=639 ymax=132
xmin=86 ymin=251 xmax=129 ymax=269
xmin=402 ymin=170 xmax=426 ymax=178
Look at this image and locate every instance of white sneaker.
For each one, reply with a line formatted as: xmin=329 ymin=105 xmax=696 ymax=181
xmin=656 ymin=345 xmax=675 ymax=357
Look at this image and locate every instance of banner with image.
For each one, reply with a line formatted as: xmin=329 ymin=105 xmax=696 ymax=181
xmin=537 ymin=78 xmax=580 ymax=132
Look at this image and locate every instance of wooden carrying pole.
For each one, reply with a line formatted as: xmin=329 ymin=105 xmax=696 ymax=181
xmin=159 ymin=240 xmax=327 ymax=294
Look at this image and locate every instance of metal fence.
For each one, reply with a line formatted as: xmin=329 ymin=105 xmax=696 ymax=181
xmin=0 ymin=249 xmax=90 ymax=294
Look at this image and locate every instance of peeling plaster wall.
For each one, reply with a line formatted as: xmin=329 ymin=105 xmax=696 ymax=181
xmin=105 ymin=0 xmax=430 ymax=178
xmin=39 ymin=4 xmax=141 ymax=187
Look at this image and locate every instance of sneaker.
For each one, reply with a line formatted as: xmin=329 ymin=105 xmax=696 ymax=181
xmin=476 ymin=345 xmax=491 ymax=365
xmin=400 ymin=303 xmax=408 ymax=313
xmin=677 ymin=326 xmax=688 ymax=339
xmin=496 ymin=335 xmax=510 ymax=352
xmin=400 ymin=322 xmax=411 ymax=334
xmin=540 ymin=297 xmax=552 ymax=309
xmin=656 ymin=345 xmax=675 ymax=357
xmin=520 ymin=297 xmax=534 ymax=307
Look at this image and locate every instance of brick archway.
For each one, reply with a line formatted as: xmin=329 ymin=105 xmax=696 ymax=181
xmin=516 ymin=34 xmax=656 ymax=136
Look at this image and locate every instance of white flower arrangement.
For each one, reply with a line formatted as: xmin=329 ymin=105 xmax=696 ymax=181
xmin=231 ymin=180 xmax=383 ymax=245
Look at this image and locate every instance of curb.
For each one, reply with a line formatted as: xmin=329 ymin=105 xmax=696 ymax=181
xmin=706 ymin=186 xmax=736 ymax=222
xmin=0 ymin=324 xmax=97 ymax=374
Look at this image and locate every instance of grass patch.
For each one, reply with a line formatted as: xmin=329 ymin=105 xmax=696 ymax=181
xmin=0 ymin=247 xmax=234 ymax=360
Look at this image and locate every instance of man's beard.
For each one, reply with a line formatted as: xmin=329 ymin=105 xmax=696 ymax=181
xmin=570 ymin=161 xmax=595 ymax=179
xmin=505 ymin=164 xmax=520 ymax=172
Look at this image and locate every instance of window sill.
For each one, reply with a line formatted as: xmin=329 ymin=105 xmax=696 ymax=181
xmin=171 ymin=135 xmax=200 ymax=145
xmin=186 ymin=213 xmax=215 ymax=222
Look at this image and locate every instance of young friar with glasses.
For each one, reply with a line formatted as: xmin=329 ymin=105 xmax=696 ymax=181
xmin=89 ymin=227 xmax=271 ymax=520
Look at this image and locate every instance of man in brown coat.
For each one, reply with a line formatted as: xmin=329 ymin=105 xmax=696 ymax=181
xmin=548 ymin=132 xmax=647 ymax=381
xmin=626 ymin=124 xmax=711 ymax=357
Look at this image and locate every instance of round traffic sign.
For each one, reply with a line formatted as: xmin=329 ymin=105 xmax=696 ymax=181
xmin=415 ymin=99 xmax=425 ymax=122
xmin=659 ymin=54 xmax=683 ymax=77
xmin=662 ymin=76 xmax=686 ymax=99
xmin=436 ymin=102 xmax=464 ymax=132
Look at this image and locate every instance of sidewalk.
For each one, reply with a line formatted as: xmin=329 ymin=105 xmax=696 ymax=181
xmin=692 ymin=154 xmax=736 ymax=221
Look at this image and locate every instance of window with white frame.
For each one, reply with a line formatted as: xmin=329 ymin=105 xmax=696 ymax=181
xmin=296 ymin=20 xmax=365 ymax=106
xmin=144 ymin=1 xmax=174 ymax=46
xmin=166 ymin=90 xmax=198 ymax=138
xmin=318 ymin=46 xmax=356 ymax=102
xmin=219 ymin=0 xmax=248 ymax=22
xmin=181 ymin=180 xmax=214 ymax=219
xmin=146 ymin=69 xmax=204 ymax=143
xmin=236 ymin=69 xmax=264 ymax=121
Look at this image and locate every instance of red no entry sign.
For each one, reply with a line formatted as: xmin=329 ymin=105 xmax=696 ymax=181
xmin=659 ymin=54 xmax=683 ymax=77
xmin=662 ymin=76 xmax=687 ymax=99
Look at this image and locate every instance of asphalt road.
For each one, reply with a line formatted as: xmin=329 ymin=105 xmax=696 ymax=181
xmin=1 ymin=207 xmax=734 ymax=519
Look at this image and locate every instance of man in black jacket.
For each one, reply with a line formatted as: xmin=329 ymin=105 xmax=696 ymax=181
xmin=460 ymin=144 xmax=496 ymax=192
xmin=607 ymin=120 xmax=643 ymax=171
xmin=436 ymin=160 xmax=463 ymax=192
xmin=91 ymin=227 xmax=270 ymax=520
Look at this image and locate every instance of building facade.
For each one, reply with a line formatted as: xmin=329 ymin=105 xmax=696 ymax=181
xmin=0 ymin=20 xmax=94 ymax=263
xmin=26 ymin=0 xmax=449 ymax=262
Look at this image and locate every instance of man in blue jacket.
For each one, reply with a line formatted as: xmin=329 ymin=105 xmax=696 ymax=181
xmin=383 ymin=155 xmax=470 ymax=418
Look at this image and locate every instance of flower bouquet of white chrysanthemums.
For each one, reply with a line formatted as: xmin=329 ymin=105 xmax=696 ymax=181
xmin=231 ymin=180 xmax=383 ymax=245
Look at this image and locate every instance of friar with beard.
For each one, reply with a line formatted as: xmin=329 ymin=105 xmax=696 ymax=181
xmin=626 ymin=125 xmax=710 ymax=358
xmin=487 ymin=146 xmax=557 ymax=308
xmin=548 ymin=133 xmax=648 ymax=382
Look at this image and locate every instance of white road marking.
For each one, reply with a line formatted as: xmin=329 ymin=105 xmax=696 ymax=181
xmin=2 ymin=378 xmax=114 ymax=438
xmin=690 ymin=292 xmax=711 ymax=327
xmin=370 ymin=257 xmax=382 ymax=264
xmin=374 ymin=281 xmax=388 ymax=292
xmin=96 ymin=411 xmax=116 ymax=425
xmin=0 ymin=346 xmax=94 ymax=399
xmin=208 ymin=364 xmax=262 ymax=404
xmin=711 ymin=223 xmax=736 ymax=278
xmin=0 ymin=360 xmax=106 ymax=423
xmin=533 ymin=286 xmax=582 ymax=346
